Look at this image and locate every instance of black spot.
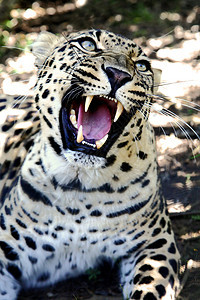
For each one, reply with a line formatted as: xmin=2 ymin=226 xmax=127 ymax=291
xmin=29 ymin=256 xmax=38 ymax=264
xmin=105 ymin=154 xmax=116 ymax=167
xmin=127 ymin=241 xmax=146 ymax=254
xmin=20 ymin=177 xmax=52 ymax=207
xmin=47 ymin=107 xmax=53 ymax=114
xmin=146 ymin=238 xmax=167 ymax=249
xmin=131 ymin=290 xmax=142 ymax=299
xmin=117 ymin=186 xmax=128 ymax=193
xmin=138 ymin=151 xmax=148 ymax=160
xmin=10 ymin=225 xmax=20 ymax=240
xmin=55 ymin=226 xmax=64 ymax=231
xmin=42 ymin=89 xmax=50 ymax=99
xmin=98 ymin=183 xmax=115 ymax=193
xmin=156 ymin=284 xmax=166 ymax=297
xmin=159 ymin=266 xmax=169 ymax=278
xmin=34 ymin=227 xmax=43 ymax=235
xmin=7 ymin=263 xmax=22 ymax=280
xmin=90 ymin=210 xmax=102 ymax=217
xmin=0 ymin=241 xmax=19 ymax=261
xmin=152 ymin=228 xmax=161 ymax=237
xmin=117 ymin=141 xmax=128 ymax=148
xmin=143 ymin=292 xmax=156 ymax=300
xmin=168 ymin=242 xmax=176 ymax=254
xmin=150 ymin=254 xmax=166 ymax=261
xmin=66 ymin=207 xmax=80 ymax=215
xmin=38 ymin=272 xmax=50 ymax=282
xmin=136 ymin=118 xmax=142 ymax=126
xmin=160 ymin=217 xmax=166 ymax=228
xmin=42 ymin=244 xmax=55 ymax=252
xmin=24 ymin=236 xmax=37 ymax=250
xmin=58 ymin=45 xmax=67 ymax=52
xmin=80 ymin=236 xmax=87 ymax=241
xmin=134 ymin=274 xmax=141 ymax=284
xmin=15 ymin=218 xmax=27 ymax=229
xmin=139 ymin=275 xmax=154 ymax=284
xmin=114 ymin=239 xmax=126 ymax=245
xmin=85 ymin=204 xmax=92 ymax=210
xmin=43 ymin=115 xmax=52 ymax=128
xmin=48 ymin=136 xmax=61 ymax=155
xmin=169 ymin=275 xmax=174 ymax=288
xmin=139 ymin=264 xmax=153 ymax=272
xmin=120 ymin=162 xmax=132 ymax=172
xmin=135 ymin=254 xmax=147 ymax=265
xmin=56 ymin=205 xmax=65 ymax=215
xmin=0 ymin=213 xmax=6 ymax=230
xmin=148 ymin=215 xmax=159 ymax=228
xmin=142 ymin=179 xmax=150 ymax=188
xmin=169 ymin=259 xmax=178 ymax=273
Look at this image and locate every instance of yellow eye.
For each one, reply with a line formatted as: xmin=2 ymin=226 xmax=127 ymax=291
xmin=136 ymin=61 xmax=148 ymax=72
xmin=81 ymin=40 xmax=96 ymax=51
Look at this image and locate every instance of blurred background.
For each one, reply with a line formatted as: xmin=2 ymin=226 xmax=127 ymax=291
xmin=0 ymin=1 xmax=200 ymax=299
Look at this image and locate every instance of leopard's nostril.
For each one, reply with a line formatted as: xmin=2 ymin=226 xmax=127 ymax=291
xmin=105 ymin=67 xmax=132 ymax=96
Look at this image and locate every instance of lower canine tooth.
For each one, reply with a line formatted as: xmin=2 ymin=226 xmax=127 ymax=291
xmin=77 ymin=125 xmax=84 ymax=143
xmin=114 ymin=101 xmax=124 ymax=122
xmin=95 ymin=134 xmax=108 ymax=149
xmin=85 ymin=95 xmax=94 ymax=112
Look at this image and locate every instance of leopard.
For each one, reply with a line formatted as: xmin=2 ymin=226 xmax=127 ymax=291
xmin=0 ymin=29 xmax=180 ymax=300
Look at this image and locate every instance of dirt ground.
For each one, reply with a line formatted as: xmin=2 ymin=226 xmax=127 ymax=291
xmin=0 ymin=0 xmax=200 ymax=299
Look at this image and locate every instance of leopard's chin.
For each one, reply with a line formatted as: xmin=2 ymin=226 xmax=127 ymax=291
xmin=60 ymin=92 xmax=133 ymax=157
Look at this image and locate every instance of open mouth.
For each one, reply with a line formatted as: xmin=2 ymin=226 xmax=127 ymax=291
xmin=60 ymin=93 xmax=133 ymax=157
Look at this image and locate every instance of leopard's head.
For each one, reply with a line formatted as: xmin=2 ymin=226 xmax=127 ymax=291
xmin=32 ymin=29 xmax=157 ymax=167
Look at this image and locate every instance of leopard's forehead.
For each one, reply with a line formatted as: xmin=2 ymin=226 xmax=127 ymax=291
xmin=63 ymin=29 xmax=144 ymax=57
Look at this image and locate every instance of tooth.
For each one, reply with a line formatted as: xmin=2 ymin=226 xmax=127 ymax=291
xmin=114 ymin=101 xmax=124 ymax=122
xmin=85 ymin=95 xmax=93 ymax=112
xmin=70 ymin=115 xmax=77 ymax=128
xmin=70 ymin=109 xmax=76 ymax=115
xmin=77 ymin=125 xmax=84 ymax=143
xmin=95 ymin=134 xmax=108 ymax=149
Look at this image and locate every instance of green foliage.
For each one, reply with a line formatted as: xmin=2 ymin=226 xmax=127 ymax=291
xmin=86 ymin=268 xmax=101 ymax=281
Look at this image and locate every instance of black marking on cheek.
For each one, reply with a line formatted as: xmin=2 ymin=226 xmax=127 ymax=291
xmin=29 ymin=256 xmax=38 ymax=264
xmin=159 ymin=266 xmax=169 ymax=278
xmin=104 ymin=154 xmax=116 ymax=167
xmin=37 ymin=272 xmax=50 ymax=282
xmin=168 ymin=242 xmax=176 ymax=254
xmin=7 ymin=263 xmax=22 ymax=280
xmin=131 ymin=290 xmax=142 ymax=299
xmin=43 ymin=115 xmax=52 ymax=129
xmin=66 ymin=207 xmax=80 ymax=215
xmin=141 ymin=179 xmax=150 ymax=188
xmin=133 ymin=273 xmax=141 ymax=284
xmin=95 ymin=29 xmax=102 ymax=41
xmin=10 ymin=225 xmax=20 ymax=240
xmin=90 ymin=210 xmax=102 ymax=217
xmin=126 ymin=241 xmax=146 ymax=254
xmin=48 ymin=137 xmax=62 ymax=155
xmin=143 ymin=292 xmax=157 ymax=300
xmin=160 ymin=217 xmax=166 ymax=228
xmin=120 ymin=162 xmax=132 ymax=172
xmin=169 ymin=259 xmax=178 ymax=273
xmin=0 ymin=213 xmax=6 ymax=230
xmin=117 ymin=141 xmax=129 ymax=148
xmin=152 ymin=228 xmax=161 ymax=237
xmin=146 ymin=238 xmax=167 ymax=249
xmin=42 ymin=244 xmax=55 ymax=252
xmin=0 ymin=241 xmax=19 ymax=261
xmin=16 ymin=218 xmax=27 ymax=229
xmin=169 ymin=275 xmax=175 ymax=288
xmin=139 ymin=264 xmax=153 ymax=272
xmin=150 ymin=254 xmax=167 ymax=261
xmin=20 ymin=177 xmax=52 ymax=207
xmin=156 ymin=284 xmax=166 ymax=298
xmin=114 ymin=239 xmax=126 ymax=245
xmin=138 ymin=150 xmax=148 ymax=160
xmin=139 ymin=275 xmax=154 ymax=284
xmin=24 ymin=236 xmax=37 ymax=250
xmin=42 ymin=89 xmax=50 ymax=99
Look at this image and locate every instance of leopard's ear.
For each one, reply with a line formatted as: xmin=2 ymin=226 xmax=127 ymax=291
xmin=152 ymin=68 xmax=162 ymax=93
xmin=31 ymin=32 xmax=60 ymax=68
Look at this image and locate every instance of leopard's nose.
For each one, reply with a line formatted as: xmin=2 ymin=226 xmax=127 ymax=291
xmin=105 ymin=67 xmax=132 ymax=96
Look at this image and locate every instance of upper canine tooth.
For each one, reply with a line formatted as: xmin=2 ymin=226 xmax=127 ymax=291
xmin=85 ymin=95 xmax=94 ymax=112
xmin=77 ymin=125 xmax=84 ymax=143
xmin=95 ymin=134 xmax=108 ymax=149
xmin=114 ymin=101 xmax=124 ymax=122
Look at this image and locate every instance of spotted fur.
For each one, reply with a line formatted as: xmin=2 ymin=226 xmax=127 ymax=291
xmin=0 ymin=29 xmax=180 ymax=300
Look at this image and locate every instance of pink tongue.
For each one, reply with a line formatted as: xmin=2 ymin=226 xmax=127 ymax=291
xmin=77 ymin=101 xmax=111 ymax=140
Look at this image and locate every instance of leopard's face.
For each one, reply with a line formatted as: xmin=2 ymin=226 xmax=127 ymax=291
xmin=33 ymin=29 xmax=154 ymax=167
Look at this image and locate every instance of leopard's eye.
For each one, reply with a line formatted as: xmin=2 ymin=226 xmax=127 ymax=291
xmin=136 ymin=61 xmax=148 ymax=72
xmin=80 ymin=40 xmax=96 ymax=51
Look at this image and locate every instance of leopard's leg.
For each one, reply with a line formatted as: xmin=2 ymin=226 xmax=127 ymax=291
xmin=0 ymin=259 xmax=20 ymax=300
xmin=120 ymin=234 xmax=180 ymax=299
